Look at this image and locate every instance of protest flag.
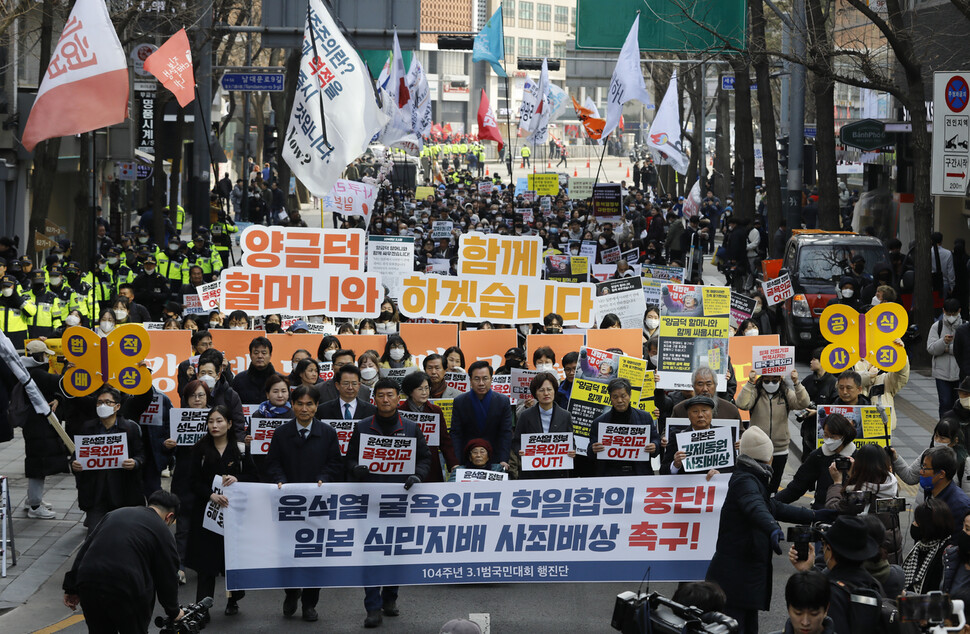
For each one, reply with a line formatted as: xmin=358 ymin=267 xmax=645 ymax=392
xmin=388 ymin=29 xmax=411 ymax=110
xmin=477 ymin=90 xmax=504 ymax=150
xmin=571 ymin=95 xmax=605 ymax=140
xmin=646 ymin=70 xmax=690 ymax=175
xmin=282 ymin=0 xmax=387 ymax=196
xmin=143 ymin=28 xmax=195 ymax=107
xmin=22 ymin=0 xmax=129 ymax=152
xmin=407 ymin=58 xmax=432 ymax=138
xmin=527 ymin=58 xmax=551 ymax=146
xmin=472 ymin=6 xmax=507 ymax=77
xmin=602 ymin=14 xmax=652 ymax=140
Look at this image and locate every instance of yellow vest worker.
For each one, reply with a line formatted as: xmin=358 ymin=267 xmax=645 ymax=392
xmin=0 ymin=274 xmax=37 ymax=349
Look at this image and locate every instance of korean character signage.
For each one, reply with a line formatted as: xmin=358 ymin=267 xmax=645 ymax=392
xmin=222 ymin=475 xmax=728 ymax=589
xmin=323 ymin=419 xmax=358 ymax=455
xmin=320 ymin=179 xmax=378 ymax=219
xmin=761 ymin=272 xmax=794 ymax=306
xmin=203 ymin=475 xmax=226 ymax=535
xmin=198 ymin=281 xmax=222 ymax=311
xmin=220 ymin=227 xmax=382 ymax=317
xmin=76 ymin=433 xmax=129 ymax=470
xmin=170 ymin=408 xmax=208 ymax=446
xmin=657 ymin=285 xmax=731 ymax=392
xmin=819 ymin=302 xmax=908 ymax=374
xmin=358 ymin=434 xmax=417 ymax=475
xmin=597 ymin=424 xmax=654 ymax=461
xmin=751 ymin=346 xmax=795 ymax=376
xmin=817 ymin=405 xmax=893 ymax=447
xmin=402 ymin=411 xmax=440 ymax=446
xmin=675 ymin=427 xmax=734 ymax=472
xmin=520 ymin=433 xmax=574 ymax=471
xmin=527 ymin=173 xmax=560 ymax=196
xmin=251 ymin=418 xmax=286 ymax=455
xmin=139 ymin=393 xmax=164 ymax=426
xmin=63 ymin=324 xmax=152 ymax=397
xmin=455 ymin=468 xmax=508 ymax=482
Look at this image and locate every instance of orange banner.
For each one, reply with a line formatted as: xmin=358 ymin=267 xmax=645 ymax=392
xmin=400 ymin=323 xmax=459 ymax=368
xmin=334 ymin=334 xmax=388 ymax=359
xmin=525 ymin=333 xmax=585 ymax=379
xmin=586 ymin=328 xmax=643 ymax=359
xmin=266 ymin=334 xmax=325 ymax=374
xmin=459 ymin=329 xmax=517 ymax=371
xmin=146 ymin=330 xmax=192 ymax=404
xmin=209 ymin=329 xmax=267 ymax=376
xmin=728 ymin=334 xmax=780 ymax=421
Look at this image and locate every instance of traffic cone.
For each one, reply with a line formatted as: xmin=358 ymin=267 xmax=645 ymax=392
xmin=618 ymin=160 xmax=623 ymax=167
xmin=520 ymin=160 xmax=525 ymax=168
xmin=547 ymin=160 xmax=552 ymax=168
xmin=626 ymin=167 xmax=630 ymax=178
xmin=586 ymin=159 xmax=590 ymax=168
xmin=485 ymin=166 xmax=490 ymax=176
xmin=573 ymin=168 xmax=578 ymax=177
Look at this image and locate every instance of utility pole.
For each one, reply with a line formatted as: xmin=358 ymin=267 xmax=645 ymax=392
xmin=191 ymin=2 xmax=213 ymax=232
xmin=786 ymin=0 xmax=806 ymax=231
xmin=241 ymin=35 xmax=251 ymax=222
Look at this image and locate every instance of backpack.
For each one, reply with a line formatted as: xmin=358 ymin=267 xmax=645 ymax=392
xmin=830 ymin=579 xmax=915 ymax=634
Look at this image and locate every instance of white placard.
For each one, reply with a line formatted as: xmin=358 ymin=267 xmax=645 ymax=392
xmin=751 ymin=346 xmax=795 ymax=376
xmin=198 ymin=281 xmax=222 ymax=311
xmin=761 ymin=273 xmax=794 ymax=306
xmin=251 ymin=418 xmax=286 ymax=455
xmin=454 ymin=468 xmax=508 ymax=482
xmin=597 ymin=423 xmax=653 ymax=461
xmin=76 ymin=432 xmax=129 ymax=470
xmin=323 ymin=419 xmax=357 ymax=456
xmin=170 ymin=408 xmax=208 ymax=446
xmin=443 ymin=372 xmax=469 ymax=393
xmin=520 ymin=432 xmax=574 ymax=471
xmin=403 ymin=411 xmax=440 ymax=446
xmin=358 ymin=434 xmax=417 ymax=475
xmin=510 ymin=369 xmax=539 ymax=401
xmin=203 ymin=475 xmax=226 ymax=535
xmin=138 ymin=393 xmax=164 ymax=426
xmin=675 ymin=427 xmax=735 ymax=473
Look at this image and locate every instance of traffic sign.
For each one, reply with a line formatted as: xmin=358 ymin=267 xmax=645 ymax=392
xmin=933 ymin=71 xmax=970 ymax=196
xmin=804 ymin=125 xmax=817 ymax=139
xmin=839 ymin=119 xmax=889 ymax=151
xmin=220 ymin=73 xmax=284 ymax=92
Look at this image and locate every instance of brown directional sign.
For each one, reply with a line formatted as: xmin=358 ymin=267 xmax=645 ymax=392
xmin=44 ymin=219 xmax=66 ymax=236
xmin=35 ymin=231 xmax=57 ymax=251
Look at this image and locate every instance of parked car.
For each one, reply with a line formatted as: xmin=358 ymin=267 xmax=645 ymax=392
xmin=779 ymin=231 xmax=891 ymax=354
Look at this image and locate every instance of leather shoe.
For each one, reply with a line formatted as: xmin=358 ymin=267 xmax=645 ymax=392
xmin=282 ymin=593 xmax=298 ymax=617
xmin=364 ymin=610 xmax=383 ymax=628
xmin=224 ymin=599 xmax=239 ymax=616
xmin=383 ymin=601 xmax=399 ymax=617
xmin=302 ymin=607 xmax=318 ymax=622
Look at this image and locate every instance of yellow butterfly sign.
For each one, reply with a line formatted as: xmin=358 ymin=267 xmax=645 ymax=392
xmin=819 ymin=303 xmax=908 ymax=375
xmin=62 ymin=324 xmax=152 ymax=397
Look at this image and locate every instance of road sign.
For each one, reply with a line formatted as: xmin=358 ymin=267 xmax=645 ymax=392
xmin=136 ymin=164 xmax=153 ymax=181
xmin=933 ymin=71 xmax=970 ymax=196
xmin=804 ymin=125 xmax=817 ymax=139
xmin=220 ymin=73 xmax=284 ymax=92
xmin=720 ymin=76 xmax=757 ymax=91
xmin=839 ymin=119 xmax=889 ymax=151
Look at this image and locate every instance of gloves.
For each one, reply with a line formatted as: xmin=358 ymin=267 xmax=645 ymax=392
xmin=813 ymin=508 xmax=839 ymax=524
xmin=404 ymin=475 xmax=421 ymax=490
xmin=352 ymin=464 xmax=370 ymax=480
xmin=769 ymin=528 xmax=784 ymax=555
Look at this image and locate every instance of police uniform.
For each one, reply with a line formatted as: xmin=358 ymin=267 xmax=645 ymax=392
xmin=25 ymin=272 xmax=64 ymax=338
xmin=209 ymin=217 xmax=238 ymax=269
xmin=0 ymin=275 xmax=37 ymax=349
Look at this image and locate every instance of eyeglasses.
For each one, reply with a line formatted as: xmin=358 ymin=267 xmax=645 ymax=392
xmin=339 ymin=381 xmax=360 ymax=388
xmin=96 ymin=400 xmax=117 ymax=406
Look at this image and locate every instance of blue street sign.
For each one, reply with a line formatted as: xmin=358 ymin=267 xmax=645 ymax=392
xmin=804 ymin=126 xmax=817 ymax=139
xmin=721 ymin=76 xmax=734 ymax=90
xmin=220 ymin=73 xmax=285 ymax=92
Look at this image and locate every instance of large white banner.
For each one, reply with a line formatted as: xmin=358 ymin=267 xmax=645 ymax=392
xmin=223 ymin=476 xmax=728 ymax=589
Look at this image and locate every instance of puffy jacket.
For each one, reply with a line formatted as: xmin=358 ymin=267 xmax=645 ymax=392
xmin=928 ymin=316 xmax=963 ymax=382
xmin=737 ymin=380 xmax=810 ymax=453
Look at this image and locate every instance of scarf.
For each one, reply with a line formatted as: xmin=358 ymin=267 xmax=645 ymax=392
xmin=738 ymin=454 xmax=774 ymax=480
xmin=903 ymin=539 xmax=946 ymax=592
xmin=406 ymin=399 xmax=425 ymax=413
xmin=257 ymin=401 xmax=293 ymax=418
xmin=471 ymin=390 xmax=493 ymax=432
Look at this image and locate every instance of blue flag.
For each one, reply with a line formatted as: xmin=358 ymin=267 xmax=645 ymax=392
xmin=472 ymin=6 xmax=507 ymax=77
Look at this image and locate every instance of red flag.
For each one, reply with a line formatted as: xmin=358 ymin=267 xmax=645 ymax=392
xmin=22 ymin=0 xmax=129 ymax=152
xmin=143 ymin=29 xmax=195 ymax=108
xmin=571 ymin=95 xmax=605 ymax=140
xmin=619 ymin=114 xmax=625 ymax=131
xmin=477 ymin=89 xmax=504 ymax=151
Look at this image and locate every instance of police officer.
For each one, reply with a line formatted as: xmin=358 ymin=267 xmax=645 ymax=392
xmin=133 ymin=256 xmax=170 ymax=318
xmin=25 ymin=270 xmax=64 ymax=338
xmin=64 ymin=261 xmax=106 ymax=324
xmin=81 ymin=256 xmax=113 ymax=304
xmin=156 ymin=237 xmax=187 ymax=297
xmin=106 ymin=246 xmax=135 ymax=292
xmin=209 ymin=211 xmax=238 ymax=269
xmin=166 ymin=204 xmax=186 ymax=233
xmin=47 ymin=265 xmax=81 ymax=323
xmin=0 ymin=274 xmax=36 ymax=348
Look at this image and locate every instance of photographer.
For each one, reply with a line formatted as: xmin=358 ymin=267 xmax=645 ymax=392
xmin=776 ymin=413 xmax=857 ymax=509
xmin=63 ymin=490 xmax=183 ymax=632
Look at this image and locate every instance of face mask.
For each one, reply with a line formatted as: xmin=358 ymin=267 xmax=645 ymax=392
xmin=199 ymin=374 xmax=217 ymax=389
xmin=645 ymin=318 xmax=660 ymax=330
xmin=870 ymin=297 xmax=881 ymax=305
xmin=96 ymin=404 xmax=115 ymax=419
xmin=763 ymin=381 xmax=780 ymax=394
xmin=649 ymin=354 xmax=659 ymax=366
xmin=144 ymin=267 xmax=156 ymax=275
xmin=1 ymin=288 xmax=12 ymax=297
xmin=841 ymin=288 xmax=855 ymax=298
xmin=536 ymin=363 xmax=554 ymax=373
xmin=138 ymin=237 xmax=149 ymax=244
xmin=324 ymin=350 xmax=335 ymax=361
xmin=822 ymin=437 xmax=843 ymax=454
xmin=98 ymin=263 xmax=107 ymax=271
xmin=961 ymin=396 xmax=970 ymax=408
xmin=265 ymin=323 xmax=281 ymax=334
xmin=598 ymin=237 xmax=607 ymax=245
xmin=209 ymin=321 xmax=220 ymax=329
xmin=113 ymin=309 xmax=128 ymax=320
xmin=230 ymin=325 xmax=245 ymax=330
xmin=919 ymin=474 xmax=936 ymax=490
xmin=389 ymin=348 xmax=405 ymax=361
xmin=107 ymin=257 xmax=119 ymax=265
xmin=50 ymin=276 xmax=62 ymax=286
xmin=379 ymin=311 xmax=393 ymax=321
xmin=168 ymin=243 xmax=178 ymax=251
xmin=99 ymin=320 xmax=114 ymax=333
xmin=360 ymin=367 xmax=378 ymax=381
xmin=360 ymin=329 xmax=375 ymax=335
xmin=745 ymin=328 xmax=760 ymax=336
xmin=946 ymin=314 xmax=960 ymax=325
xmin=65 ymin=314 xmax=81 ymax=327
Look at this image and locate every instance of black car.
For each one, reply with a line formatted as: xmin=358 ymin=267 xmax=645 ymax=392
xmin=779 ymin=232 xmax=890 ymax=353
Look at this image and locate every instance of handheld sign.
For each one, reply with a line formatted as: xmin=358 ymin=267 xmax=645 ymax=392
xmin=322 ymin=419 xmax=356 ymax=455
xmin=203 ymin=475 xmax=226 ymax=535
xmin=358 ymin=434 xmax=417 ymax=475
xmin=761 ymin=273 xmax=794 ymax=306
xmin=402 ymin=411 xmax=440 ymax=446
xmin=63 ymin=324 xmax=152 ymax=397
xmin=76 ymin=433 xmax=129 ymax=470
xmin=819 ymin=302 xmax=908 ymax=374
xmin=251 ymin=418 xmax=286 ymax=455
xmin=675 ymin=427 xmax=734 ymax=472
xmin=454 ymin=468 xmax=508 ymax=482
xmin=520 ymin=432 xmax=574 ymax=471
xmin=751 ymin=346 xmax=795 ymax=376
xmin=170 ymin=409 xmax=208 ymax=446
xmin=597 ymin=423 xmax=653 ymax=461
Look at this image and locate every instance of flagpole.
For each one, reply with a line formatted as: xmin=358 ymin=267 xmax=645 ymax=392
xmin=89 ymin=131 xmax=97 ymax=320
xmin=499 ymin=5 xmax=514 ymax=183
xmin=306 ymin=4 xmax=335 ymax=155
xmin=593 ymin=133 xmax=610 ymax=185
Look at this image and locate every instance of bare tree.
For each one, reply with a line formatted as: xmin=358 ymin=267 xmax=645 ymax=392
xmin=806 ymin=0 xmax=840 ymax=229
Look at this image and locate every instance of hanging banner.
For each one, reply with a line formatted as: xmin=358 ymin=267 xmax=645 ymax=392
xmin=675 ymin=427 xmax=735 ymax=473
xmin=223 ymin=475 xmax=729 ymax=589
xmin=656 ymin=285 xmax=730 ymax=391
xmin=761 ymin=273 xmax=794 ymax=306
xmin=595 ymin=277 xmax=647 ymax=330
xmin=76 ymin=433 xmax=129 ymax=470
xmin=520 ymin=432 xmax=575 ymax=471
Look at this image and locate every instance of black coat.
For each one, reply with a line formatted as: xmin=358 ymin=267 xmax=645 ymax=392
xmin=346 ymin=414 xmax=432 ymax=483
xmin=231 ymin=363 xmax=278 ymax=406
xmin=316 ymin=397 xmax=376 ymax=422
xmin=185 ymin=439 xmax=257 ymax=576
xmin=588 ymin=407 xmax=660 ymax=476
xmin=450 ymin=390 xmax=514 ymax=463
xmin=316 ymin=379 xmax=371 ymax=405
xmin=513 ymin=403 xmax=574 ymax=479
xmin=22 ymin=362 xmax=70 ymax=478
xmin=263 ymin=419 xmax=343 ymax=484
xmin=659 ymin=426 xmax=735 ymax=476
xmin=73 ymin=417 xmax=146 ymax=512
xmin=706 ymin=457 xmax=815 ymax=611
xmin=774 ymin=446 xmax=842 ymax=509
xmin=210 ymin=377 xmax=246 ymax=443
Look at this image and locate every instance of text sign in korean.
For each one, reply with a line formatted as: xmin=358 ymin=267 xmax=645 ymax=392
xmin=675 ymin=427 xmax=734 ymax=473
xmin=520 ymin=433 xmax=574 ymax=471
xmin=751 ymin=346 xmax=795 ymax=376
xmin=170 ymin=408 xmax=207 ymax=446
xmin=358 ymin=434 xmax=417 ymax=475
xmin=76 ymin=433 xmax=129 ymax=470
xmin=252 ymin=418 xmax=286 ymax=455
xmin=597 ymin=423 xmax=653 ymax=461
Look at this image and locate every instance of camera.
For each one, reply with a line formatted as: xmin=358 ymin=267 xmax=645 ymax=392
xmin=834 ymin=456 xmax=852 ymax=471
xmin=787 ymin=525 xmax=817 ymax=562
xmin=844 ymin=490 xmax=875 ymax=515
xmin=898 ymin=592 xmax=967 ymax=632
xmin=875 ymin=497 xmax=907 ymax=514
xmin=154 ymin=597 xmax=212 ymax=634
xmin=611 ymin=591 xmax=737 ymax=634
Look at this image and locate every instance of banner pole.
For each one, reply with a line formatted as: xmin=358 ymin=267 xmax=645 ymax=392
xmin=593 ymin=135 xmax=610 ymax=185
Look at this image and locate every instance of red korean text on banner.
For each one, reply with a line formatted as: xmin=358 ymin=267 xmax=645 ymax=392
xmin=143 ymin=28 xmax=195 ymax=107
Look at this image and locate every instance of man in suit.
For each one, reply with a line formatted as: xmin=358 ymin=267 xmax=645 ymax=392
xmin=346 ymin=378 xmax=431 ymax=629
xmin=514 ymin=372 xmax=576 ymax=479
xmin=450 ymin=360 xmax=514 ymax=466
xmin=660 ymin=395 xmax=735 ymax=476
xmin=317 ymin=364 xmax=377 ymax=421
xmin=263 ymin=385 xmax=343 ymax=623
xmin=316 ymin=349 xmax=372 ymax=404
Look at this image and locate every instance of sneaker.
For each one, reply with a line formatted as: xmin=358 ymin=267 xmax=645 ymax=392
xmin=23 ymin=500 xmax=53 ymax=513
xmin=383 ymin=601 xmax=399 ymax=617
xmin=161 ymin=468 xmax=172 ymax=478
xmin=177 ymin=570 xmax=187 ymax=585
xmin=27 ymin=506 xmax=56 ymax=519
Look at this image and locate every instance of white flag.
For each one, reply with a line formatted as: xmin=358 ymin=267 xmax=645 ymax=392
xmin=387 ymin=30 xmax=411 ymax=112
xmin=377 ymin=86 xmax=422 ymax=155
xmin=407 ymin=58 xmax=432 ymax=137
xmin=518 ymin=74 xmax=540 ymax=133
xmin=603 ymin=14 xmax=652 ymax=139
xmin=282 ymin=0 xmax=387 ymax=196
xmin=646 ymin=71 xmax=689 ymax=175
xmin=546 ymin=83 xmax=570 ymax=122
xmin=527 ymin=58 xmax=551 ymax=145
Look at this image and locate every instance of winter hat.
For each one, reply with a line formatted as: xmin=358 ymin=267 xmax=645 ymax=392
xmin=739 ymin=426 xmax=773 ymax=464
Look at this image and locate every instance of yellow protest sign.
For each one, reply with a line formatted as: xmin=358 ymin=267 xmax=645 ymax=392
xmin=701 ymin=287 xmax=730 ymax=316
xmin=63 ymin=324 xmax=152 ymax=397
xmin=819 ymin=303 xmax=908 ymax=374
xmin=528 ymin=173 xmax=560 ymax=196
xmin=430 ymin=398 xmax=453 ymax=431
xmin=415 ymin=186 xmax=436 ymax=201
xmin=571 ymin=256 xmax=589 ymax=275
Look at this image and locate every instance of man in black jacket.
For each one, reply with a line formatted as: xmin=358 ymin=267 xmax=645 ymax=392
xmin=63 ymin=490 xmax=183 ymax=633
xmin=231 ymin=336 xmax=277 ymax=405
xmin=21 ymin=341 xmax=68 ymax=519
xmin=263 ymin=385 xmax=343 ymax=622
xmin=346 ymin=378 xmax=431 ymax=629
xmin=589 ymin=378 xmax=660 ymax=476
